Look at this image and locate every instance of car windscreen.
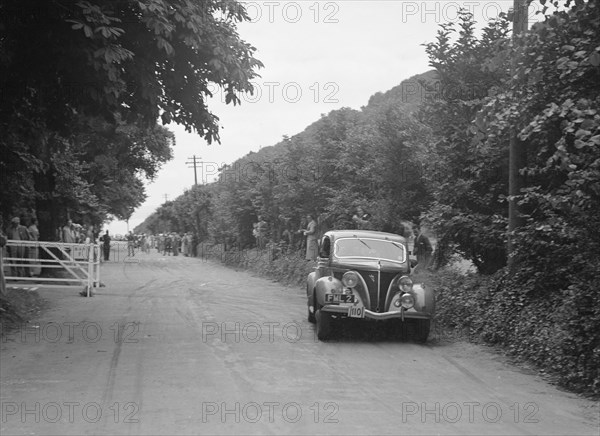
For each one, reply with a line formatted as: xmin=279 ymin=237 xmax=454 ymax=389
xmin=334 ymin=238 xmax=406 ymax=263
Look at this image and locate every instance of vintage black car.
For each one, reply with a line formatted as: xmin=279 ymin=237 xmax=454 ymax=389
xmin=306 ymin=230 xmax=435 ymax=342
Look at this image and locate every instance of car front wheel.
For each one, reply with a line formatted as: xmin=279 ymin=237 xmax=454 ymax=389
xmin=315 ymin=308 xmax=333 ymax=341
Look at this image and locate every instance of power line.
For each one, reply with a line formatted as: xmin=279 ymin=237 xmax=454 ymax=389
xmin=186 ymin=155 xmax=202 ymax=186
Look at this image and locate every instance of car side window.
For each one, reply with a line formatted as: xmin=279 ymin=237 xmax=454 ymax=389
xmin=319 ymin=236 xmax=331 ymax=258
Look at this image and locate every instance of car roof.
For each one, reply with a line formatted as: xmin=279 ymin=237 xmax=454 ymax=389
xmin=323 ymin=229 xmax=406 ymax=242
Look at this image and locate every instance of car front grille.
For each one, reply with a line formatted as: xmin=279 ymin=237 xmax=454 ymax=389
xmin=357 ymin=270 xmax=397 ymax=312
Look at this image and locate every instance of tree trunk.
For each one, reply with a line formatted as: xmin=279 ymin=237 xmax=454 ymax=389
xmin=34 ymin=171 xmax=59 ymax=241
xmin=507 ymin=0 xmax=529 ymax=272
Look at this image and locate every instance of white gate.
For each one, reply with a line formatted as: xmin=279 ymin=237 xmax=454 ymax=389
xmin=3 ymin=240 xmax=101 ymax=297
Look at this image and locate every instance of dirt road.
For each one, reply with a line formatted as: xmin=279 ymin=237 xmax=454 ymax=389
xmin=1 ymin=252 xmax=597 ymax=435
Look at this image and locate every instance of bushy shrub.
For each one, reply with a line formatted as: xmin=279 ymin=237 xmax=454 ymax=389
xmin=200 ymin=242 xmax=313 ymax=287
xmin=431 ymin=265 xmax=600 ymax=397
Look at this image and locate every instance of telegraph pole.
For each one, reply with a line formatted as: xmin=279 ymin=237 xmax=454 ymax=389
xmin=507 ymin=0 xmax=529 ymax=271
xmin=186 ymin=155 xmax=201 ymax=186
xmin=163 ymin=194 xmax=169 ymax=203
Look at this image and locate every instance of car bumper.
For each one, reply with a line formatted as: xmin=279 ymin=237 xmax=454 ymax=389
xmin=321 ymin=305 xmax=431 ymax=320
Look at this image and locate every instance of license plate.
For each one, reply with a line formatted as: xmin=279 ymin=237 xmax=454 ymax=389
xmin=348 ymin=306 xmax=365 ymax=318
xmin=325 ymin=294 xmax=356 ymax=303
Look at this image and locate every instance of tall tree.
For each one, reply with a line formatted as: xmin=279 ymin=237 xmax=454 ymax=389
xmin=0 ymin=0 xmax=262 ymax=237
xmin=419 ymin=12 xmax=512 ymax=274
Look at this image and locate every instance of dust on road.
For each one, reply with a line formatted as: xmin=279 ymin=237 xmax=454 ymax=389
xmin=1 ymin=252 xmax=598 ymax=435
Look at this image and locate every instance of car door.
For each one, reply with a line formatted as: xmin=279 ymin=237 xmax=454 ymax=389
xmin=316 ymin=235 xmax=332 ymax=278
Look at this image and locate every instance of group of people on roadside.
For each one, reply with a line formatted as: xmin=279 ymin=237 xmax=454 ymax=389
xmin=253 ymin=214 xmax=318 ymax=261
xmin=352 ymin=207 xmax=433 ymax=270
xmin=1 ymin=214 xmax=107 ymax=282
xmin=59 ymin=219 xmax=97 ymax=244
xmin=96 ymin=230 xmax=199 ymax=261
xmin=255 ymin=207 xmax=434 ymax=270
xmin=154 ymin=232 xmax=197 ymax=257
xmin=1 ymin=215 xmax=41 ymax=278
xmin=1 ymin=209 xmax=433 ymax=277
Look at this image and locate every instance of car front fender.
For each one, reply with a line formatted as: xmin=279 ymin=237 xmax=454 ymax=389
xmin=315 ymin=276 xmax=343 ymax=307
xmin=413 ymin=283 xmax=435 ymax=315
xmin=307 ymin=271 xmax=318 ymax=299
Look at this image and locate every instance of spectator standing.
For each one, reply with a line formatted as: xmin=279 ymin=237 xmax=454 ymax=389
xmin=157 ymin=234 xmax=164 ymax=254
xmin=182 ymin=233 xmax=191 ymax=257
xmin=100 ymin=230 xmax=111 ymax=261
xmin=126 ymin=231 xmax=135 ymax=257
xmin=27 ymin=217 xmax=41 ymax=277
xmin=300 ymin=214 xmax=318 ymax=261
xmin=7 ymin=216 xmax=30 ymax=277
xmin=73 ymin=223 xmax=83 ymax=242
xmin=296 ymin=217 xmax=307 ymax=252
xmin=413 ymin=226 xmax=433 ymax=272
xmin=172 ymin=233 xmax=180 ymax=256
xmin=163 ymin=234 xmax=172 ymax=256
xmin=142 ymin=234 xmax=149 ymax=253
xmin=352 ymin=206 xmax=372 ymax=230
xmin=397 ymin=221 xmax=413 ymax=239
xmin=84 ymin=225 xmax=94 ymax=244
xmin=253 ymin=216 xmax=268 ymax=249
xmin=147 ymin=234 xmax=154 ymax=251
xmin=62 ymin=219 xmax=76 ymax=243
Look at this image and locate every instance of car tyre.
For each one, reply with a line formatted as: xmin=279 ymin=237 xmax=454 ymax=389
xmin=415 ymin=319 xmax=430 ymax=343
xmin=315 ymin=308 xmax=333 ymax=341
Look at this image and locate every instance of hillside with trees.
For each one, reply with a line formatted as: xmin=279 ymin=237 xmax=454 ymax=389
xmin=136 ymin=1 xmax=600 ymax=396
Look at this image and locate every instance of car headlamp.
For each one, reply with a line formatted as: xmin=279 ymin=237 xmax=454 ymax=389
xmin=398 ymin=275 xmax=413 ymax=293
xmin=400 ymin=293 xmax=415 ymax=309
xmin=342 ymin=271 xmax=359 ymax=288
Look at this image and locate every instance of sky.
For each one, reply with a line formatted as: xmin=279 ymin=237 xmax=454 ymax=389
xmin=107 ymin=0 xmax=542 ymax=236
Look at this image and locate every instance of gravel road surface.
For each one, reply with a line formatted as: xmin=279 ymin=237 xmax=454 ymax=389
xmin=1 ymin=252 xmax=598 ymax=435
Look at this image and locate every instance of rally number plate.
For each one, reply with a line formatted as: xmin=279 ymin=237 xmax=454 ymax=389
xmin=348 ymin=306 xmax=365 ymax=318
xmin=325 ymin=294 xmax=356 ymax=303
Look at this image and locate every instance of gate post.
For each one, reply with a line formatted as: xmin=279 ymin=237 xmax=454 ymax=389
xmin=85 ymin=243 xmax=93 ymax=297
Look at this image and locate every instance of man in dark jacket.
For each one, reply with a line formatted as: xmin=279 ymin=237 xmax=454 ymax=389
xmin=413 ymin=226 xmax=433 ymax=272
xmin=100 ymin=230 xmax=111 ymax=261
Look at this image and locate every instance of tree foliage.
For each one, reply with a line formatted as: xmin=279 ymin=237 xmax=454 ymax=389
xmin=428 ymin=0 xmax=600 ymax=395
xmin=0 ymin=0 xmax=262 ymax=237
xmin=418 ymin=12 xmax=512 ymax=274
